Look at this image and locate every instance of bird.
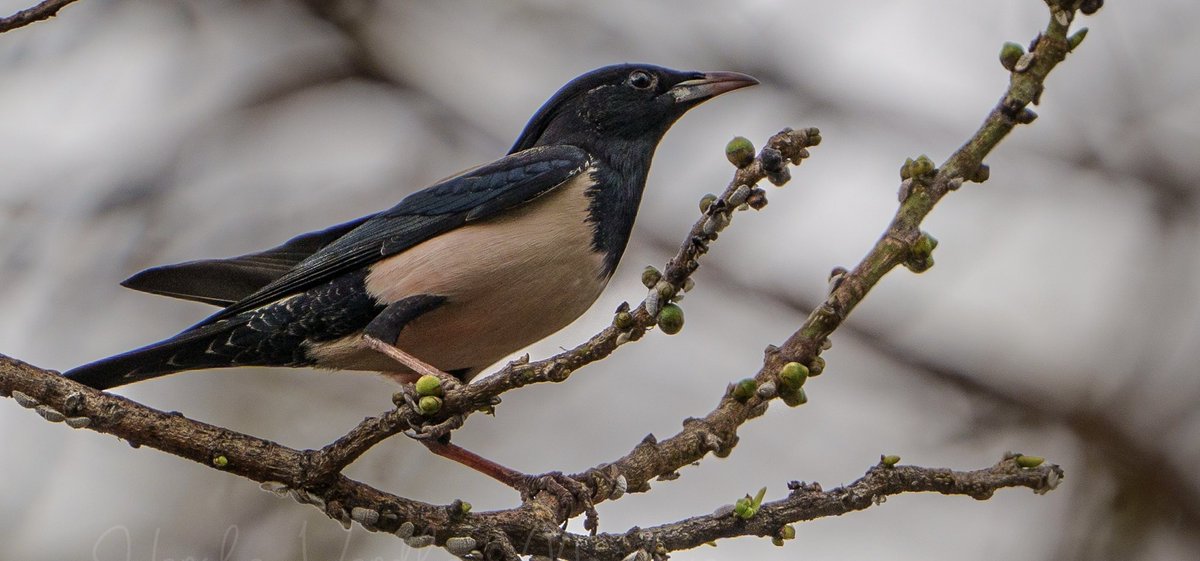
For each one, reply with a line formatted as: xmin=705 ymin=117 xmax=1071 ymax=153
xmin=64 ymin=64 xmax=758 ymax=391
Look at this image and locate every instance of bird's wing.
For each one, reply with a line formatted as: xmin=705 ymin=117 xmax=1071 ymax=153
xmin=194 ymin=144 xmax=592 ymax=326
xmin=119 ymin=216 xmax=375 ymax=306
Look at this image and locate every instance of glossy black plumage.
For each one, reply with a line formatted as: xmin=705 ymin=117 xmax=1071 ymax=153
xmin=65 ymin=64 xmax=757 ymax=390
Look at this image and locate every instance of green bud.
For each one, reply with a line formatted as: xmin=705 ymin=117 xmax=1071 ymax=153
xmin=418 ymin=395 xmax=443 ymax=415
xmin=733 ymin=487 xmax=767 ymax=519
xmin=779 ymin=525 xmax=796 ymax=540
xmin=212 ymin=455 xmax=229 ymax=468
xmin=725 ymin=136 xmax=755 ymax=168
xmin=732 ymin=378 xmax=757 ymax=402
xmin=1015 ymin=455 xmax=1044 ymax=468
xmin=900 ymin=157 xmax=914 ymax=180
xmin=913 ymin=231 xmax=938 ymax=255
xmin=699 ymin=193 xmax=717 ymax=214
xmin=808 ymin=356 xmax=825 ymax=377
xmin=614 ymin=310 xmax=634 ymax=329
xmin=778 ymin=362 xmax=809 ymax=390
xmin=733 ymin=496 xmax=755 ymax=519
xmin=971 ymin=163 xmax=990 ymax=183
xmin=772 ymin=537 xmax=785 ymax=547
xmin=459 ymin=501 xmax=473 ymax=514
xmin=910 ymin=155 xmax=935 ymax=177
xmin=904 ymin=256 xmax=934 ymax=274
xmin=999 ymin=41 xmax=1025 ymax=71
xmin=881 ymin=454 xmax=901 ymax=467
xmin=905 ymin=232 xmax=938 ymax=274
xmin=780 ymin=387 xmax=808 ymax=407
xmin=414 ymin=375 xmax=443 ymax=397
xmin=657 ymin=303 xmax=684 ymax=335
xmin=642 ymin=266 xmax=662 ymax=289
xmin=803 ymin=127 xmax=822 ymax=146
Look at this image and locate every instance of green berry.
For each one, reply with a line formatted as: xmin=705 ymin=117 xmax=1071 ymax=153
xmin=780 ymin=387 xmax=808 ymax=407
xmin=913 ymin=231 xmax=938 ymax=255
xmin=657 ymin=303 xmax=684 ymax=335
xmin=414 ymin=375 xmax=443 ymax=397
xmin=779 ymin=525 xmax=796 ymax=540
xmin=725 ymin=136 xmax=755 ymax=168
xmin=778 ymin=362 xmax=808 ymax=390
xmin=418 ymin=395 xmax=443 ymax=415
xmin=732 ymin=378 xmax=757 ymax=402
xmin=910 ymin=155 xmax=935 ymax=177
xmin=900 ymin=157 xmax=915 ymax=180
xmin=1000 ymin=42 xmax=1025 ymax=71
xmin=1015 ymin=455 xmax=1044 ymax=468
xmin=808 ymin=356 xmax=825 ymax=377
xmin=212 ymin=455 xmax=229 ymax=468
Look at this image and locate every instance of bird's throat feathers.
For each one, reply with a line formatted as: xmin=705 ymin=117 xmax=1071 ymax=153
xmin=582 ymin=136 xmax=657 ymax=277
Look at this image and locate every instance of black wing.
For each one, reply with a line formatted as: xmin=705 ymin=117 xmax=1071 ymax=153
xmin=120 ymin=216 xmax=374 ymax=306
xmin=195 ymin=144 xmax=592 ymax=326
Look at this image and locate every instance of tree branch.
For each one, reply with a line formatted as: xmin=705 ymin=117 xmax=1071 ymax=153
xmin=0 ymin=0 xmax=79 ymax=34
xmin=0 ymin=355 xmax=1064 ymax=559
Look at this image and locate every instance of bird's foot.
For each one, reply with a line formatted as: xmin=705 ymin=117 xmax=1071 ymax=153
xmin=518 ymin=471 xmax=599 ymax=531
xmin=419 ymin=439 xmax=600 ymax=527
xmin=390 ymin=385 xmax=466 ymax=440
xmin=407 ymin=412 xmax=466 ymax=441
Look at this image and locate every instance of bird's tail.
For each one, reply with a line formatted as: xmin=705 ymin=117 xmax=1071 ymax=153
xmin=64 ymin=320 xmax=250 ymax=390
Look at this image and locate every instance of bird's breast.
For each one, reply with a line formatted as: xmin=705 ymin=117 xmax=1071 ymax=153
xmin=307 ymin=171 xmax=609 ymax=379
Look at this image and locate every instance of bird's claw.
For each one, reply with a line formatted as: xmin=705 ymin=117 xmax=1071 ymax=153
xmin=404 ymin=413 xmax=465 ymax=441
xmin=519 ymin=472 xmax=599 ymax=531
xmin=391 ymin=384 xmax=460 ymax=439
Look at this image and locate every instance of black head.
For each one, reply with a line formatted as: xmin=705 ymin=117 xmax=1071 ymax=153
xmin=510 ymin=64 xmax=758 ymax=154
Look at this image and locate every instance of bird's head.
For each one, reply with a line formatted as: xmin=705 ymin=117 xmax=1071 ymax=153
xmin=510 ymin=64 xmax=758 ymax=154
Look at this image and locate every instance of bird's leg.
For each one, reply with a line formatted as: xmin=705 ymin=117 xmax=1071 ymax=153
xmin=361 ymin=295 xmax=459 ymax=387
xmin=365 ymin=297 xmax=593 ymax=519
xmin=362 ymin=335 xmax=456 ymax=384
xmin=421 ymin=436 xmax=596 ymax=522
xmin=421 ymin=437 xmax=526 ymax=486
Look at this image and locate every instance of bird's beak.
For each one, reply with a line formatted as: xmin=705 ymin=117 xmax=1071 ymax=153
xmin=668 ymin=71 xmax=759 ymax=103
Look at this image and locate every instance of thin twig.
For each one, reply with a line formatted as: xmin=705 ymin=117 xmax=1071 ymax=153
xmin=0 ymin=0 xmax=79 ymax=33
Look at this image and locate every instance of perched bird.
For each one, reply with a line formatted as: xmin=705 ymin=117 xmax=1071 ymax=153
xmin=65 ymin=64 xmax=757 ymax=390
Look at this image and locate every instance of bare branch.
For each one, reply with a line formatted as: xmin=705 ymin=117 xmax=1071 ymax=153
xmin=561 ymin=456 xmax=1064 ymax=560
xmin=0 ymin=0 xmax=79 ymax=34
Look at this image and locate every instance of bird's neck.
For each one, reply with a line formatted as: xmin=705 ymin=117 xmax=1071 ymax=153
xmin=580 ymin=136 xmax=658 ymax=278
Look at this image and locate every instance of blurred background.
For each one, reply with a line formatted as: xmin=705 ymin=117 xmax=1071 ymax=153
xmin=2 ymin=1 xmax=1197 ymax=560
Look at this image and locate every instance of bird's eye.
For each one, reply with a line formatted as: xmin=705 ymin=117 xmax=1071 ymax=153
xmin=628 ymin=70 xmax=655 ymax=90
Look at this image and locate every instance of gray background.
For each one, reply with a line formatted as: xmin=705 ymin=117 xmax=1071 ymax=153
xmin=2 ymin=1 xmax=1197 ymax=560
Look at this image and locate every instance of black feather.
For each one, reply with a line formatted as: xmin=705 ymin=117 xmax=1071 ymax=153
xmin=66 ymin=271 xmax=384 ymax=388
xmin=121 ymin=215 xmax=374 ymax=306
xmin=194 ymin=145 xmax=590 ymax=327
